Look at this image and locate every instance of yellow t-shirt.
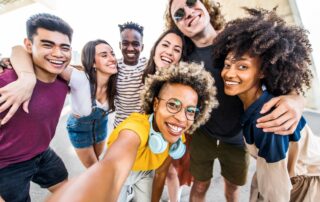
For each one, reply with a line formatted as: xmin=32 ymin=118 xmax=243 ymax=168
xmin=107 ymin=113 xmax=169 ymax=171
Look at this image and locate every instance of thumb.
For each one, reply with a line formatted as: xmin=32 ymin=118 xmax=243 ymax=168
xmin=22 ymin=99 xmax=31 ymax=113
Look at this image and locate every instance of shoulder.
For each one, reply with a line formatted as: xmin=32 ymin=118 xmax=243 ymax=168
xmin=0 ymin=69 xmax=17 ymax=87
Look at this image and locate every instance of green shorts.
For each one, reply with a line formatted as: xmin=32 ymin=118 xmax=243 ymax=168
xmin=190 ymin=130 xmax=249 ymax=185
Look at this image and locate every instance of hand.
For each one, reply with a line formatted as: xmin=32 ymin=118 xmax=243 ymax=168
xmin=0 ymin=72 xmax=36 ymax=125
xmin=256 ymin=94 xmax=305 ymax=135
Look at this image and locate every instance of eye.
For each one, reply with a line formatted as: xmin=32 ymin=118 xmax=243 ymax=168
xmin=161 ymin=43 xmax=169 ymax=48
xmin=42 ymin=43 xmax=52 ymax=49
xmin=238 ymin=65 xmax=248 ymax=70
xmin=61 ymin=46 xmax=70 ymax=52
xmin=174 ymin=48 xmax=182 ymax=53
xmin=167 ymin=98 xmax=182 ymax=112
xmin=223 ymin=63 xmax=231 ymax=69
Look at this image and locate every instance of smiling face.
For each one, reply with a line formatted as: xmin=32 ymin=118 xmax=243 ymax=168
xmin=25 ymin=28 xmax=71 ymax=82
xmin=153 ymin=83 xmax=198 ymax=143
xmin=119 ymin=29 xmax=144 ymax=66
xmin=154 ymin=32 xmax=183 ymax=69
xmin=221 ymin=52 xmax=263 ymax=108
xmin=170 ymin=0 xmax=210 ymax=38
xmin=94 ymin=43 xmax=117 ymax=76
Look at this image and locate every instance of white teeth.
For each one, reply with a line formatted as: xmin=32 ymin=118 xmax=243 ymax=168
xmin=127 ymin=53 xmax=135 ymax=57
xmin=225 ymin=81 xmax=239 ymax=85
xmin=49 ymin=59 xmax=63 ymax=64
xmin=168 ymin=123 xmax=183 ymax=133
xmin=161 ymin=56 xmax=173 ymax=64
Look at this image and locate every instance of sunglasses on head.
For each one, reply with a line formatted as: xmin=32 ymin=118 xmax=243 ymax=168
xmin=173 ymin=0 xmax=197 ymax=22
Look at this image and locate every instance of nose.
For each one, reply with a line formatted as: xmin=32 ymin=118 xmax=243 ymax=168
xmin=184 ymin=6 xmax=194 ymax=19
xmin=51 ymin=47 xmax=63 ymax=57
xmin=165 ymin=47 xmax=174 ymax=56
xmin=127 ymin=43 xmax=135 ymax=51
xmin=224 ymin=67 xmax=237 ymax=78
xmin=174 ymin=108 xmax=187 ymax=122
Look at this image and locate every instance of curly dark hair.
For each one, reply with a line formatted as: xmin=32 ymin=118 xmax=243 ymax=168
xmin=212 ymin=7 xmax=313 ymax=96
xmin=141 ymin=61 xmax=218 ymax=133
xmin=118 ymin=21 xmax=144 ymax=37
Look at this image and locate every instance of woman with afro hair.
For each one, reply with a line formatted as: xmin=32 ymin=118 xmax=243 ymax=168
xmin=47 ymin=61 xmax=218 ymax=202
xmin=213 ymin=7 xmax=320 ymax=202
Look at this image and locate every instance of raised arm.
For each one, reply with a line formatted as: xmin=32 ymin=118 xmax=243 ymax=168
xmin=47 ymin=129 xmax=140 ymax=202
xmin=0 ymin=45 xmax=36 ymax=125
xmin=256 ymin=93 xmax=305 ymax=135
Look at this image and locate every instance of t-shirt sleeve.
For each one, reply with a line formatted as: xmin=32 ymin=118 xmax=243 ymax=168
xmin=252 ymin=124 xmax=300 ymax=163
xmin=68 ymin=69 xmax=92 ymax=116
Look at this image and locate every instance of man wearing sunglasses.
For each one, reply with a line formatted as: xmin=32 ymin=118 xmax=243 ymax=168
xmin=165 ymin=0 xmax=306 ymax=201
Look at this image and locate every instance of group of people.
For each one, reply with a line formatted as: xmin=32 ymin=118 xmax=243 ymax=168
xmin=1 ymin=0 xmax=320 ymax=202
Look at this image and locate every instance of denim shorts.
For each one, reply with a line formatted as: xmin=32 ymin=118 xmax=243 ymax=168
xmin=0 ymin=148 xmax=68 ymax=202
xmin=67 ymin=107 xmax=108 ymax=148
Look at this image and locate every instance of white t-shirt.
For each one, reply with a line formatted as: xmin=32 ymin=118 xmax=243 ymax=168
xmin=68 ymin=68 xmax=108 ymax=117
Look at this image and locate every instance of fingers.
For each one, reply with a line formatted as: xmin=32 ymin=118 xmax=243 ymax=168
xmin=257 ymin=118 xmax=297 ymax=135
xmin=259 ymin=96 xmax=281 ymax=114
xmin=22 ymin=99 xmax=30 ymax=113
xmin=257 ymin=103 xmax=287 ymax=124
xmin=1 ymin=104 xmax=20 ymax=125
xmin=0 ymin=99 xmax=13 ymax=113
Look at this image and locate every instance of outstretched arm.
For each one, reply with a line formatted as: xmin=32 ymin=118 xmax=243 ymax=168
xmin=256 ymin=93 xmax=305 ymax=135
xmin=151 ymin=157 xmax=172 ymax=202
xmin=0 ymin=45 xmax=36 ymax=125
xmin=47 ymin=129 xmax=140 ymax=202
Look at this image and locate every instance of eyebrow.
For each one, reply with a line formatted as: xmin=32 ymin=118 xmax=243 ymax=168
xmin=40 ymin=39 xmax=71 ymax=47
xmin=163 ymin=40 xmax=182 ymax=48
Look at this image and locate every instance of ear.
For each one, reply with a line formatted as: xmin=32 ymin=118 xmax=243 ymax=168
xmin=24 ymin=38 xmax=32 ymax=54
xmin=153 ymin=97 xmax=159 ymax=113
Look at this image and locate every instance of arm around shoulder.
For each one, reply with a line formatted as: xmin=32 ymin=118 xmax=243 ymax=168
xmin=257 ymin=93 xmax=305 ymax=135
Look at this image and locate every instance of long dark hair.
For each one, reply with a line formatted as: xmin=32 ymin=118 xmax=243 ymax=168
xmin=142 ymin=28 xmax=186 ymax=83
xmin=81 ymin=39 xmax=117 ymax=112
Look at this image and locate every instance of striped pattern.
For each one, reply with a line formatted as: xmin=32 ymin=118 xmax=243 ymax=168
xmin=114 ymin=57 xmax=147 ymax=127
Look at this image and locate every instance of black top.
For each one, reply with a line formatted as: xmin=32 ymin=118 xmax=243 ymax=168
xmin=187 ymin=45 xmax=244 ymax=145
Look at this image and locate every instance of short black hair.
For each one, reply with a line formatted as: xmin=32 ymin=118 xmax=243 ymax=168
xmin=26 ymin=13 xmax=73 ymax=42
xmin=118 ymin=21 xmax=144 ymax=37
xmin=212 ymin=7 xmax=313 ymax=96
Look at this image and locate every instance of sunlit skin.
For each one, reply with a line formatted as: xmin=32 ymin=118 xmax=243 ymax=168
xmin=153 ymin=83 xmax=197 ymax=144
xmin=119 ymin=29 xmax=144 ymax=66
xmin=24 ymin=28 xmax=71 ymax=83
xmin=154 ymin=33 xmax=183 ymax=69
xmin=221 ymin=52 xmax=264 ymax=110
xmin=94 ymin=43 xmax=117 ymax=76
xmin=170 ymin=0 xmax=211 ymax=39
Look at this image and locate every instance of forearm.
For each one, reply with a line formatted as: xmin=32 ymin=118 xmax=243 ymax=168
xmin=11 ymin=45 xmax=35 ymax=76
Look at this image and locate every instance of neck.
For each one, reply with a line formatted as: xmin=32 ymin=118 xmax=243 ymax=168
xmin=191 ymin=25 xmax=218 ymax=48
xmin=34 ymin=66 xmax=57 ymax=83
xmin=96 ymin=73 xmax=110 ymax=90
xmin=238 ymin=87 xmax=263 ymax=110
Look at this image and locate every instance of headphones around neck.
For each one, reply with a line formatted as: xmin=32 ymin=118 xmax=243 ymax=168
xmin=148 ymin=114 xmax=186 ymax=159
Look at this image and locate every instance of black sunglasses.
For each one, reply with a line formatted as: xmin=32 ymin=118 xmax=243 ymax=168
xmin=173 ymin=0 xmax=197 ymax=22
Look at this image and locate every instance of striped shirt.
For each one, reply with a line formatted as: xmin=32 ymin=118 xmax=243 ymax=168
xmin=114 ymin=57 xmax=147 ymax=127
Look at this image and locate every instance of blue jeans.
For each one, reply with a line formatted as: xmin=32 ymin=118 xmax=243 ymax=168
xmin=0 ymin=148 xmax=68 ymax=202
xmin=67 ymin=107 xmax=108 ymax=148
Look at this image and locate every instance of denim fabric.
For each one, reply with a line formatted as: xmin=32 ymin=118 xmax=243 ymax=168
xmin=0 ymin=148 xmax=68 ymax=202
xmin=67 ymin=107 xmax=108 ymax=148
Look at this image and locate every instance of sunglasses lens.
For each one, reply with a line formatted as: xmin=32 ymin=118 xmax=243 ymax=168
xmin=174 ymin=8 xmax=185 ymax=22
xmin=186 ymin=0 xmax=197 ymax=7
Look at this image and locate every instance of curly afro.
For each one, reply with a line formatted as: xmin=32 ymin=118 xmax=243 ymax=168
xmin=212 ymin=7 xmax=313 ymax=96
